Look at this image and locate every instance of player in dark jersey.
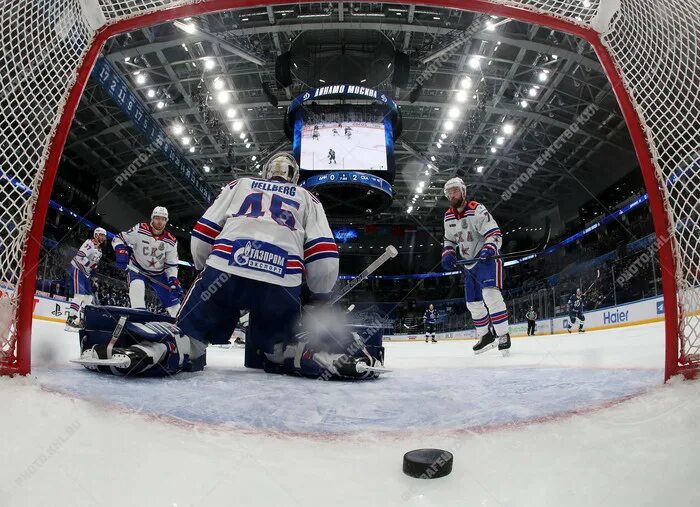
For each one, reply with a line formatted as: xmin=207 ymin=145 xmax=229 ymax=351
xmin=567 ymin=288 xmax=586 ymax=333
xmin=423 ymin=304 xmax=437 ymax=343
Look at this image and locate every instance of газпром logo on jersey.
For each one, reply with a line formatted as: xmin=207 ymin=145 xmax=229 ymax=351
xmin=230 ymin=239 xmax=288 ymax=277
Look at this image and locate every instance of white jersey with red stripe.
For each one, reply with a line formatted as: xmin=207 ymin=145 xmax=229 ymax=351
xmin=191 ymin=177 xmax=339 ymax=293
xmin=70 ymin=238 xmax=102 ymax=276
xmin=112 ymin=223 xmax=179 ymax=278
xmin=443 ymin=200 xmax=503 ymax=269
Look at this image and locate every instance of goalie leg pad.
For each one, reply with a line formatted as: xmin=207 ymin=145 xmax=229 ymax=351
xmin=78 ymin=306 xmax=204 ymax=377
xmin=271 ymin=316 xmax=385 ymax=379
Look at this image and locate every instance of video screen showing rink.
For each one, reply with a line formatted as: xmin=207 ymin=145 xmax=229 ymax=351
xmin=294 ymin=102 xmax=393 ymax=172
xmin=300 ymin=122 xmax=388 ymax=171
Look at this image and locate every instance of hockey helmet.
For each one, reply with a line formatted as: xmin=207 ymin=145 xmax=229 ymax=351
xmin=151 ymin=206 xmax=169 ymax=222
xmin=443 ymin=177 xmax=467 ymax=199
xmin=263 ymin=152 xmax=299 ymax=185
xmin=93 ymin=227 xmax=107 ymax=237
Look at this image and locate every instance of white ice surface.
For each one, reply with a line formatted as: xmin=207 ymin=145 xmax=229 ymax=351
xmin=2 ymin=319 xmax=699 ymax=506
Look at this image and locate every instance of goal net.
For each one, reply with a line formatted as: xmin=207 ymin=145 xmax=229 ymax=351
xmin=0 ymin=0 xmax=698 ymax=379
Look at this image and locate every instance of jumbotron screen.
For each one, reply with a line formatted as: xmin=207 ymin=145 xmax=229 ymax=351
xmin=293 ymin=104 xmax=394 ymax=172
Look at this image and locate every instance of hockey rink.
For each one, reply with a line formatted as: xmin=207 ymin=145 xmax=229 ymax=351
xmin=2 ymin=319 xmax=699 ymax=506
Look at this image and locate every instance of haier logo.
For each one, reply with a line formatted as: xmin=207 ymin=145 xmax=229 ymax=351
xmin=604 ymin=310 xmax=629 ymax=324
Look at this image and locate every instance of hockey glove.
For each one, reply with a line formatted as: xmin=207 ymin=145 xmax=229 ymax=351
xmin=168 ymin=277 xmax=184 ymax=299
xmin=114 ymin=246 xmax=130 ymax=270
xmin=441 ymin=250 xmax=458 ymax=271
xmin=478 ymin=245 xmax=497 ymax=260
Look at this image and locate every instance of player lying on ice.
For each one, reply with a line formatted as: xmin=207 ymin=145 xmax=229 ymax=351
xmin=74 ymin=153 xmax=385 ymax=380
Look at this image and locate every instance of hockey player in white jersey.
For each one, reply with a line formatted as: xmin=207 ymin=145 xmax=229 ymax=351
xmin=75 ymin=154 xmax=383 ymax=378
xmin=182 ymin=152 xmax=382 ymax=377
xmin=111 ymin=206 xmax=182 ymax=317
xmin=441 ymin=177 xmax=511 ymax=355
xmin=65 ymin=227 xmax=106 ymax=330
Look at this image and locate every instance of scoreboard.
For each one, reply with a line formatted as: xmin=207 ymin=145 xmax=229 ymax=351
xmin=284 ymin=86 xmax=402 ymax=217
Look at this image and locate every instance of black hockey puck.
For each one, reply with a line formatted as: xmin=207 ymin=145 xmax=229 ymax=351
xmin=402 ymin=448 xmax=453 ymax=479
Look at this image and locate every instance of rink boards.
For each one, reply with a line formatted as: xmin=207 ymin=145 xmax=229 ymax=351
xmin=5 ymin=285 xmax=697 ymax=342
xmin=385 ymin=294 xmax=677 ymax=342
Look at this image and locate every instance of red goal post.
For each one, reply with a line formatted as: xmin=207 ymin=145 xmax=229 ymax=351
xmin=0 ymin=0 xmax=697 ymax=381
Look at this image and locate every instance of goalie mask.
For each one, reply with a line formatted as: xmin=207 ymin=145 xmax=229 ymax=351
xmin=263 ymin=152 xmax=299 ymax=185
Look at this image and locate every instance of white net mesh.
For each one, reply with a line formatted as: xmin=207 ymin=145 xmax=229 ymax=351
xmin=0 ymin=0 xmax=94 ymax=372
xmin=0 ymin=0 xmax=698 ymax=374
xmin=599 ymin=0 xmax=700 ymax=366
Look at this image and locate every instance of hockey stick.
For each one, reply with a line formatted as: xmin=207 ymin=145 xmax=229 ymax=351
xmin=455 ymin=217 xmax=551 ymax=266
xmin=330 ymin=245 xmax=398 ymax=304
xmin=402 ymin=323 xmax=422 ymax=330
xmin=583 ymin=269 xmax=601 ymax=295
xmin=126 ymin=264 xmax=172 ymax=291
xmin=106 ymin=315 xmax=127 ymax=358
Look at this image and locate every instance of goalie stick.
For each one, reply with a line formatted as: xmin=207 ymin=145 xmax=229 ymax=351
xmin=455 ymin=217 xmax=551 ymax=266
xmin=330 ymin=245 xmax=398 ymax=304
xmin=70 ymin=314 xmax=129 ymax=368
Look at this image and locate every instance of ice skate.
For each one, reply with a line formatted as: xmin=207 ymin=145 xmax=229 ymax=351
xmin=498 ymin=333 xmax=511 ymax=357
xmin=333 ymin=355 xmax=386 ymax=379
xmin=473 ymin=330 xmax=497 ymax=354
xmin=64 ymin=315 xmax=83 ymax=333
xmin=70 ymin=346 xmax=131 ymax=370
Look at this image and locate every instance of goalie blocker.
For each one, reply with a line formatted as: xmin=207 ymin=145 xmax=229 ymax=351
xmin=74 ymin=301 xmax=384 ymax=380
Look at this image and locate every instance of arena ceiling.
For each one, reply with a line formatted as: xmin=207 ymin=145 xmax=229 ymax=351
xmin=62 ymin=2 xmax=639 ymax=234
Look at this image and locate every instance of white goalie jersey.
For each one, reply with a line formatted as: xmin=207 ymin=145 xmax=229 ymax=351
xmin=191 ymin=178 xmax=339 ymax=294
xmin=112 ymin=223 xmax=179 ymax=278
xmin=443 ymin=200 xmax=503 ymax=268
